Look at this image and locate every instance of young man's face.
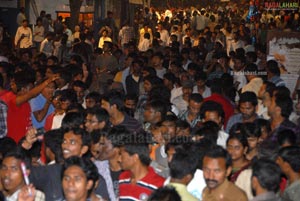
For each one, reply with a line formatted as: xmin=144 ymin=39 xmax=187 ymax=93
xmin=62 ymin=131 xmax=87 ymax=159
xmin=85 ymin=98 xmax=96 ymax=109
xmin=62 ymin=165 xmax=92 ymax=201
xmin=0 ymin=157 xmax=25 ymax=195
xmin=144 ymin=106 xmax=159 ymax=124
xmin=100 ymin=137 xmax=118 ymax=161
xmin=73 ymin=86 xmax=85 ymax=104
xmin=118 ymin=147 xmax=135 ymax=170
xmin=85 ymin=114 xmax=105 ymax=133
xmin=188 ymin=100 xmax=202 ymax=116
xmin=239 ymin=102 xmax=256 ymax=121
xmin=204 ymin=111 xmax=222 ymax=126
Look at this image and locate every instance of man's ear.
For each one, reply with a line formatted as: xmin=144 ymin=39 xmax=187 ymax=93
xmin=226 ymin=166 xmax=232 ymax=177
xmin=183 ymin=174 xmax=193 ymax=185
xmin=86 ymin=179 xmax=94 ymax=191
xmin=251 ymin=176 xmax=258 ymax=190
xmin=133 ymin=153 xmax=139 ymax=163
xmin=80 ymin=145 xmax=89 ymax=156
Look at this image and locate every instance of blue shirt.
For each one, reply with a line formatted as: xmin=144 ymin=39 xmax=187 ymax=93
xmin=30 ymin=94 xmax=54 ymax=128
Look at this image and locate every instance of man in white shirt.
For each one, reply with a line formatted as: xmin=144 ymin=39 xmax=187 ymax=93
xmin=15 ymin=19 xmax=32 ymax=49
xmin=242 ymin=63 xmax=263 ymax=96
xmin=157 ymin=23 xmax=169 ymax=47
xmin=16 ymin=7 xmax=26 ymax=27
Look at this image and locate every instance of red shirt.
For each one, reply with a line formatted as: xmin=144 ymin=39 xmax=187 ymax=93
xmin=204 ymin=93 xmax=235 ymax=129
xmin=119 ymin=167 xmax=165 ymax=200
xmin=1 ymin=91 xmax=31 ymax=143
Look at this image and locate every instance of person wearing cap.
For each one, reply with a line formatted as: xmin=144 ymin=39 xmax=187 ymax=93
xmin=172 ymin=80 xmax=194 ymax=114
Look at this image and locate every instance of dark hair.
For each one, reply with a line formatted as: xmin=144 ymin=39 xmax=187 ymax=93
xmin=200 ymin=101 xmax=225 ymax=120
xmin=144 ymin=75 xmax=163 ymax=88
xmin=62 ymin=156 xmax=99 ymax=197
xmin=234 ymin=55 xmax=246 ymax=64
xmin=244 ymin=63 xmax=258 ymax=74
xmin=263 ymin=81 xmax=276 ymax=97
xmin=107 ymin=125 xmax=131 ymax=147
xmin=254 ymin=118 xmax=271 ymax=136
xmin=210 ymin=78 xmax=222 ymax=94
xmin=72 ymin=80 xmax=87 ymax=90
xmin=61 ymin=112 xmax=85 ymax=130
xmin=229 ymin=122 xmax=243 ymax=135
xmin=203 ymin=146 xmax=232 ymax=168
xmin=274 ymin=94 xmax=293 ymax=118
xmin=257 ymin=140 xmax=279 ymax=161
xmin=145 ymin=100 xmax=169 ymax=121
xmin=246 ymin=51 xmax=257 ymax=63
xmin=277 ymin=129 xmax=297 ymax=147
xmin=175 ymin=119 xmax=190 ymax=131
xmin=149 ymin=86 xmax=171 ymax=105
xmin=85 ymin=92 xmax=101 ymax=102
xmin=163 ymin=72 xmax=177 ymax=84
xmin=3 ymin=148 xmax=31 ymax=169
xmin=240 ymin=122 xmax=260 ymax=138
xmin=119 ymin=132 xmax=152 ymax=166
xmin=251 ymin=159 xmax=281 ymax=192
xmin=143 ymin=67 xmax=157 ymax=77
xmin=189 ymin=93 xmax=203 ymax=103
xmin=274 ymin=86 xmax=290 ymax=98
xmin=91 ymin=129 xmax=108 ymax=144
xmin=278 ymin=146 xmax=300 ymax=172
xmin=102 ymin=90 xmax=125 ymax=111
xmin=227 ymin=133 xmax=249 ymax=148
xmin=239 ymin=91 xmax=258 ymax=106
xmin=194 ymin=73 xmax=207 ymax=82
xmin=86 ymin=108 xmax=109 ymax=124
xmin=169 ymin=150 xmax=198 ymax=179
xmin=194 ymin=121 xmax=219 ymax=144
xmin=148 ymin=186 xmax=181 ymax=201
xmin=44 ymin=129 xmax=63 ymax=163
xmin=152 ymin=52 xmax=164 ymax=60
xmin=66 ymin=102 xmax=85 ymax=113
xmin=13 ymin=70 xmax=36 ymax=92
xmin=165 ymin=136 xmax=193 ymax=154
xmin=267 ymin=60 xmax=280 ymax=76
xmin=60 ymin=89 xmax=78 ymax=103
xmin=0 ymin=137 xmax=17 ymax=161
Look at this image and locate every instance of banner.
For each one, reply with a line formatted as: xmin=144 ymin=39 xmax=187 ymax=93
xmin=267 ymin=30 xmax=300 ymax=94
xmin=267 ymin=31 xmax=300 ymax=75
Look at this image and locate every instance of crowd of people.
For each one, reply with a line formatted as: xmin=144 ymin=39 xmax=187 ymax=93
xmin=0 ymin=1 xmax=299 ymax=201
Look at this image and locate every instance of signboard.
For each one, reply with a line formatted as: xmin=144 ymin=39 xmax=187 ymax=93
xmin=0 ymin=0 xmax=18 ymax=8
xmin=267 ymin=31 xmax=300 ymax=94
xmin=267 ymin=31 xmax=300 ymax=75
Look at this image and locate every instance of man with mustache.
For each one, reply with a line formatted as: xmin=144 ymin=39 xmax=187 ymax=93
xmin=202 ymin=146 xmax=247 ymax=201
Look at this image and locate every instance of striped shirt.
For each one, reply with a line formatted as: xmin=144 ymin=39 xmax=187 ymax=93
xmin=119 ymin=167 xmax=165 ymax=201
